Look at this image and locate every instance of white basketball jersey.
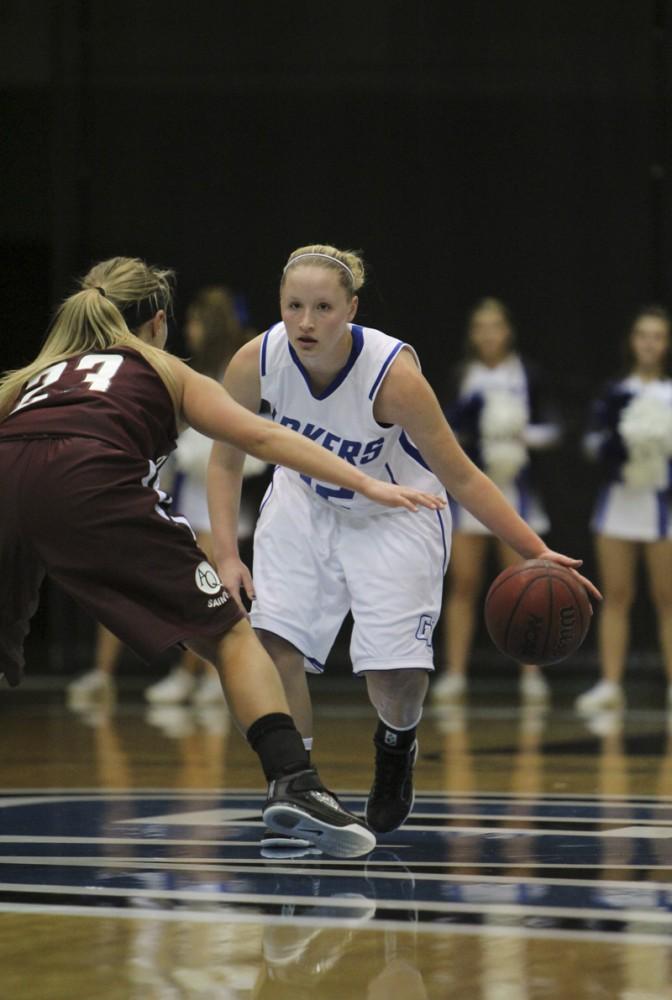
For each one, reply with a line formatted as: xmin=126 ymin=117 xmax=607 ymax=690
xmin=259 ymin=322 xmax=444 ymax=514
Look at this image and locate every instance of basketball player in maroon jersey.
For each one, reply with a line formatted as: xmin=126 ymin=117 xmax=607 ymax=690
xmin=0 ymin=256 xmax=449 ymax=858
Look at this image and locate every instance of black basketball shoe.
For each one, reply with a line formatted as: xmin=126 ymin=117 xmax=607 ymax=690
xmin=366 ymin=741 xmax=418 ymax=833
xmin=263 ymin=768 xmax=376 ymax=859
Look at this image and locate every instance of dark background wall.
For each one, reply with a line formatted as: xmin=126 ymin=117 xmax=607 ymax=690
xmin=2 ymin=1 xmax=671 ymax=672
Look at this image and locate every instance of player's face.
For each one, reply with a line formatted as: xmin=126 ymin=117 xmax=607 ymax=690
xmin=469 ymin=309 xmax=512 ymax=365
xmin=280 ymin=267 xmax=358 ymax=366
xmin=630 ymin=316 xmax=670 ymax=371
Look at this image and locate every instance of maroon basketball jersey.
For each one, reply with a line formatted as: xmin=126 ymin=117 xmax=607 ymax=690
xmin=0 ymin=348 xmax=177 ymax=463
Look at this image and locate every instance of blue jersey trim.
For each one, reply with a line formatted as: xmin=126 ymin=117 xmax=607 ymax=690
xmin=448 ymin=494 xmax=460 ymax=529
xmin=384 ymin=462 xmax=397 ymax=484
xmin=287 ymin=325 xmax=364 ymax=401
xmin=260 ymin=327 xmax=273 ymax=377
xmin=593 ymin=485 xmax=610 ymax=532
xmin=305 ymin=655 xmax=325 ymax=674
xmin=368 ymin=341 xmax=404 ymax=400
xmin=258 ymin=471 xmax=276 ymax=515
xmin=657 ymin=491 xmax=669 ymax=539
xmin=517 ymin=480 xmax=530 ymax=521
xmin=399 ymin=430 xmax=430 ymax=470
xmin=436 ymin=508 xmax=448 ymax=574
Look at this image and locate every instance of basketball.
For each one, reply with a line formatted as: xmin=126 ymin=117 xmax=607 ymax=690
xmin=484 ymin=559 xmax=591 ymax=666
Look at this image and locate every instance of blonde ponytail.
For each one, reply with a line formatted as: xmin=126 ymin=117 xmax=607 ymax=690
xmin=0 ymin=257 xmax=179 ymax=420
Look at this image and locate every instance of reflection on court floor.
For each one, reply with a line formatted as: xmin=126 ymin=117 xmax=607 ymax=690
xmin=2 ymin=787 xmax=672 ymax=940
xmin=4 ymin=689 xmax=672 ymax=997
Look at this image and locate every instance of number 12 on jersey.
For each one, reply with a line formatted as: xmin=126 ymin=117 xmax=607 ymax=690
xmin=299 ymin=474 xmax=355 ymax=503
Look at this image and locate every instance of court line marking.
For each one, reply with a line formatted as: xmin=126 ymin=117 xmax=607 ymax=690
xmin=122 ymin=807 xmax=672 ymax=828
xmin=1 ymin=900 xmax=671 ymax=945
xmin=2 ymin=820 xmax=669 ymax=838
xmin=0 ymin=788 xmax=267 ymax=795
xmin=240 ymin=823 xmax=672 ymax=838
xmin=118 ymin=808 xmax=259 ymax=825
xmin=1 ymin=855 xmax=672 ymax=894
xmin=0 ymin=880 xmax=670 ymax=925
xmin=5 ymin=788 xmax=672 ymax=803
xmin=5 ymin=801 xmax=672 ymax=829
xmin=2 ymin=838 xmax=672 ymax=872
xmin=0 ymin=836 xmax=262 ymax=846
xmin=406 ymin=815 xmax=672 ymax=825
xmin=356 ymin=824 xmax=672 ymax=837
xmin=0 ymin=795 xmax=263 ymax=810
xmin=603 ymin=826 xmax=672 ymax=838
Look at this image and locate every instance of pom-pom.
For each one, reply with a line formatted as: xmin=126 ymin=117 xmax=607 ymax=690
xmin=479 ymin=391 xmax=528 ymax=485
xmin=619 ymin=395 xmax=672 ymax=489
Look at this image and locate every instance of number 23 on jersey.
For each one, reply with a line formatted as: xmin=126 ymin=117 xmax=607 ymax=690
xmin=11 ymin=354 xmax=125 ymax=413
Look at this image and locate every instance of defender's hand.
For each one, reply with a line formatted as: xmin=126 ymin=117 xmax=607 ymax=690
xmin=215 ymin=555 xmax=255 ymax=614
xmin=361 ymin=479 xmax=447 ymax=512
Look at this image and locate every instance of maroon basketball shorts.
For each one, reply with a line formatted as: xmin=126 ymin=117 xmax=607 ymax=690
xmin=0 ymin=436 xmax=243 ymax=686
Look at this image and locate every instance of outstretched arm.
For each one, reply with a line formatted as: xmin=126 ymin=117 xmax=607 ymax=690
xmin=375 ymin=350 xmax=602 ymax=600
xmin=167 ymin=349 xmax=444 ymax=513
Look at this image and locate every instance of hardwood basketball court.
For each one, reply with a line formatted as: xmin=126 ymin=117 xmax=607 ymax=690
xmin=1 ymin=675 xmax=672 ymax=999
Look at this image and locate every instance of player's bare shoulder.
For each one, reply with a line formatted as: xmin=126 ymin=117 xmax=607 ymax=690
xmin=373 ymin=345 xmax=429 ymax=424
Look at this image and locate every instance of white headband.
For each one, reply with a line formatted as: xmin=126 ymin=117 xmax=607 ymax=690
xmin=284 ymin=252 xmax=354 ymax=282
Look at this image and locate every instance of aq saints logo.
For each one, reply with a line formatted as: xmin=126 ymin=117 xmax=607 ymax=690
xmin=195 ymin=561 xmax=222 ymax=595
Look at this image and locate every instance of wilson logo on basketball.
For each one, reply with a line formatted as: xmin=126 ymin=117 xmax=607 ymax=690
xmin=484 ymin=559 xmax=591 ymax=666
xmin=551 ymin=606 xmax=577 ymax=656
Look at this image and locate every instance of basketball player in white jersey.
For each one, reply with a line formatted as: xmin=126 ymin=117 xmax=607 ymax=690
xmin=208 ymin=244 xmax=600 ymax=851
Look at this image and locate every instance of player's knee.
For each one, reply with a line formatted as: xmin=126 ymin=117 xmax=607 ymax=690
xmin=366 ymin=668 xmax=429 ymax=725
xmin=368 ymin=667 xmax=429 ymax=701
xmin=256 ymin=630 xmax=304 ymax=675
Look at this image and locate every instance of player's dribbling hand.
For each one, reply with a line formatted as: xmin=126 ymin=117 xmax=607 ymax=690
xmin=534 ymin=547 xmax=603 ymax=603
xmin=362 ymin=480 xmax=447 ymax=512
xmin=215 ymin=555 xmax=255 ymax=614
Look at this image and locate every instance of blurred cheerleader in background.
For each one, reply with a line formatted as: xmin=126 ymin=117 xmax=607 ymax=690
xmin=433 ymin=298 xmax=562 ymax=703
xmin=576 ymin=306 xmax=672 ymax=713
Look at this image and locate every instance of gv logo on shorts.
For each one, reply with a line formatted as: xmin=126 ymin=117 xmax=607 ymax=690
xmin=415 ymin=614 xmax=435 ymax=648
xmin=195 ymin=561 xmax=222 ymax=595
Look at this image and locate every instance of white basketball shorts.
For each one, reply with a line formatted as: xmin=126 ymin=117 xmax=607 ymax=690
xmin=250 ymin=469 xmax=450 ymax=674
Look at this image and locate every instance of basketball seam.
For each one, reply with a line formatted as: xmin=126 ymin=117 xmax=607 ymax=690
xmin=541 ymin=575 xmax=554 ymax=661
xmin=486 ymin=561 xmax=566 ymax=601
xmin=491 ymin=570 xmax=590 ymax=666
xmin=501 ymin=576 xmax=540 ymax=654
